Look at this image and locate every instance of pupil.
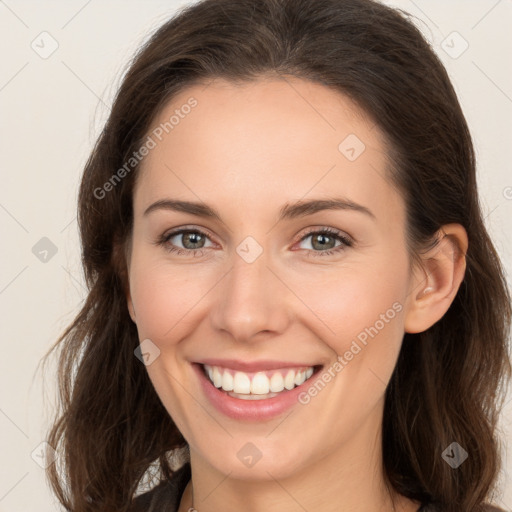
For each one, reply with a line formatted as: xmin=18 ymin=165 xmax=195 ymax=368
xmin=185 ymin=232 xmax=203 ymax=249
xmin=313 ymin=234 xmax=334 ymax=250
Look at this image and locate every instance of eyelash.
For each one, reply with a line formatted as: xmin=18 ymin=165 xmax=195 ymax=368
xmin=155 ymin=226 xmax=354 ymax=258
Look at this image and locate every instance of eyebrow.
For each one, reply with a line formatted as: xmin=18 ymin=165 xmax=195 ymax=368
xmin=143 ymin=197 xmax=376 ymax=221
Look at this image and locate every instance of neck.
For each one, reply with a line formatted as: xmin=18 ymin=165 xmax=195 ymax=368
xmin=178 ymin=401 xmax=419 ymax=512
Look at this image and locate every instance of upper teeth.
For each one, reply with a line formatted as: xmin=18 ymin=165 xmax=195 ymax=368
xmin=204 ymin=364 xmax=315 ymax=394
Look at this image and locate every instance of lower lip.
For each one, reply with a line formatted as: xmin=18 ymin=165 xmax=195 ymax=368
xmin=192 ymin=363 xmax=320 ymax=421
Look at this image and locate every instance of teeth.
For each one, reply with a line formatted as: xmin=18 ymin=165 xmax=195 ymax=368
xmin=251 ymin=372 xmax=270 ymax=394
xmin=203 ymin=364 xmax=316 ymax=396
xmin=212 ymin=367 xmax=223 ymax=388
xmin=284 ymin=370 xmax=295 ymax=390
xmin=294 ymin=370 xmax=306 ymax=386
xmin=229 ymin=391 xmax=279 ymax=400
xmin=269 ymin=372 xmax=285 ymax=392
xmin=233 ymin=372 xmax=251 ymax=394
xmin=221 ymin=371 xmax=234 ymax=391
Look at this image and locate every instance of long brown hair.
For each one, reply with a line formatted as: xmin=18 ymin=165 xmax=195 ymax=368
xmin=41 ymin=0 xmax=511 ymax=510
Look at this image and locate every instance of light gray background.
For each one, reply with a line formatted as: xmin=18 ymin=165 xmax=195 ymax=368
xmin=0 ymin=1 xmax=511 ymax=510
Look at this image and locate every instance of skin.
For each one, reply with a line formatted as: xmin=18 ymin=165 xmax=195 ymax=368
xmin=126 ymin=76 xmax=468 ymax=512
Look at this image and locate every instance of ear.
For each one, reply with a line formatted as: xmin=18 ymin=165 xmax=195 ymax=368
xmin=404 ymin=223 xmax=468 ymax=334
xmin=112 ymin=233 xmax=137 ymax=324
xmin=127 ymin=291 xmax=137 ymax=324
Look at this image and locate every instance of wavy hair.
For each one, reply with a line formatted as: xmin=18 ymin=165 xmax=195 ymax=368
xmin=41 ymin=0 xmax=511 ymax=510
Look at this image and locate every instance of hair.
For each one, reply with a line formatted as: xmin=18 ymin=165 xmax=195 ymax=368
xmin=41 ymin=0 xmax=511 ymax=511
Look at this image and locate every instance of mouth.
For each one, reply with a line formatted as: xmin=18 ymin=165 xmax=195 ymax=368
xmin=201 ymin=363 xmax=321 ymax=400
xmin=192 ymin=357 xmax=325 ymax=420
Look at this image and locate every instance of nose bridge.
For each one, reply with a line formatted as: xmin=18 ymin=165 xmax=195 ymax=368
xmin=210 ymin=242 xmax=290 ymax=342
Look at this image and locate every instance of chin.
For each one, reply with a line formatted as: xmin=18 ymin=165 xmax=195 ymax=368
xmin=197 ymin=436 xmax=314 ymax=481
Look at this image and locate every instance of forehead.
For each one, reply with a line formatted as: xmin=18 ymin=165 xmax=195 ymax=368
xmin=134 ymin=76 xmax=404 ymax=228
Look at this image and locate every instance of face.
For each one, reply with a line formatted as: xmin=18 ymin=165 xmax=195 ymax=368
xmin=127 ymin=77 xmax=418 ymax=481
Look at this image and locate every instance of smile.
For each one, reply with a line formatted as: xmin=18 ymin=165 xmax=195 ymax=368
xmin=203 ymin=364 xmax=315 ymax=400
xmin=193 ymin=361 xmax=323 ymax=420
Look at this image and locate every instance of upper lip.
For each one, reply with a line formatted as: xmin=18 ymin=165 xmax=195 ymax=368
xmin=195 ymin=358 xmax=321 ymax=372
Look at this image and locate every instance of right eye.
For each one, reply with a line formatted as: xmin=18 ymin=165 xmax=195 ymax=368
xmin=156 ymin=227 xmax=215 ymax=257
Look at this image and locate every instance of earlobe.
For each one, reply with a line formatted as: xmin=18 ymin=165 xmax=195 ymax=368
xmin=404 ymin=223 xmax=468 ymax=334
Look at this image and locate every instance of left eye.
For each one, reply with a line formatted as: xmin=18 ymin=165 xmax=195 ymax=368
xmin=295 ymin=228 xmax=353 ymax=256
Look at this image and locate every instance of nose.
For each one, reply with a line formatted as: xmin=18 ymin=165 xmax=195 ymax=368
xmin=209 ymin=246 xmax=292 ymax=344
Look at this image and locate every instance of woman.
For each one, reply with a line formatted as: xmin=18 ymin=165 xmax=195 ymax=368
xmin=42 ymin=0 xmax=511 ymax=511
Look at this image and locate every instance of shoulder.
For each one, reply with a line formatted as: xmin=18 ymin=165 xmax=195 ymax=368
xmin=129 ymin=462 xmax=191 ymax=512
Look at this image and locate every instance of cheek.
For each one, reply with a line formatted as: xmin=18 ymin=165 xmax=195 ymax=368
xmin=128 ymin=253 xmax=199 ymax=342
xmin=292 ymin=259 xmax=408 ymax=436
xmin=303 ymin=255 xmax=408 ymax=365
xmin=128 ymin=255 xmax=201 ymax=415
